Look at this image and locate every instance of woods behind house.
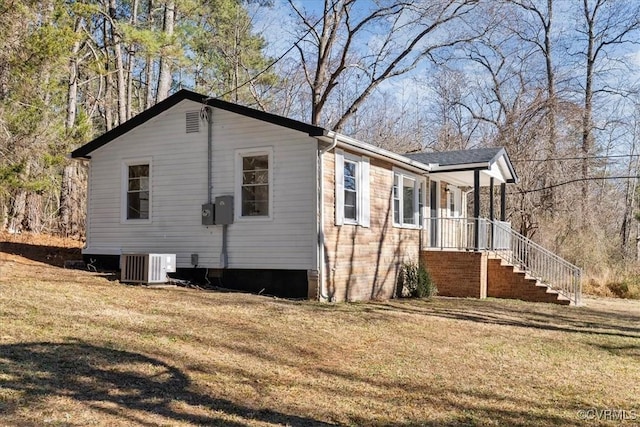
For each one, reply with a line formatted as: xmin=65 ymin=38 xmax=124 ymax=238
xmin=2 ymin=0 xmax=640 ymax=290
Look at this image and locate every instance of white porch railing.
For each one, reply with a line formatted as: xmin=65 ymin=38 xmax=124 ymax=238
xmin=425 ymin=217 xmax=582 ymax=305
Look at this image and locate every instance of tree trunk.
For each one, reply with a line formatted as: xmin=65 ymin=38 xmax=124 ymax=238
xmin=637 ymin=222 xmax=640 ymax=262
xmin=581 ymin=0 xmax=597 ymax=215
xmin=7 ymin=157 xmax=35 ymax=233
xmin=103 ymin=16 xmax=114 ymax=131
xmin=0 ymin=198 xmax=8 ymax=230
xmin=542 ymin=0 xmax=557 ymax=212
xmin=110 ymin=0 xmax=127 ymax=125
xmin=60 ymin=18 xmax=84 ymax=237
xmin=59 ymin=164 xmax=74 ymax=236
xmin=156 ymin=0 xmax=175 ymax=102
xmin=66 ymin=18 xmax=82 ymax=130
xmin=8 ymin=190 xmax=27 ymax=234
xmin=126 ymin=0 xmax=138 ymax=120
xmin=59 ymin=163 xmax=87 ymax=238
xmin=25 ymin=192 xmax=42 ymax=232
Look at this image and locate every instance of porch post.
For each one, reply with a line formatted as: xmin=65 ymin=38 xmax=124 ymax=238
xmin=489 ymin=177 xmax=494 ymax=250
xmin=500 ymin=182 xmax=506 ymax=221
xmin=474 ymin=169 xmax=480 ymax=251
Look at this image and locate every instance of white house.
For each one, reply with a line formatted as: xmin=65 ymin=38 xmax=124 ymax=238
xmin=72 ymin=90 xmax=581 ymax=304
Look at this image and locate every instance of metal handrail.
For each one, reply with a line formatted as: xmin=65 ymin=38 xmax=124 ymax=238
xmin=427 ymin=217 xmax=483 ymax=250
xmin=425 ymin=217 xmax=582 ymax=305
xmin=490 ymin=220 xmax=582 ymax=305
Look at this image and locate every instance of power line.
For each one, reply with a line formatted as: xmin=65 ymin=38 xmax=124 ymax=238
xmin=510 ymin=175 xmax=638 ymax=194
xmin=513 ymin=153 xmax=640 ymax=162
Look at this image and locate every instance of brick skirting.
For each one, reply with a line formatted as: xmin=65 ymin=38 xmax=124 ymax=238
xmin=421 ymin=251 xmax=569 ymax=305
xmin=421 ymin=250 xmax=487 ymax=298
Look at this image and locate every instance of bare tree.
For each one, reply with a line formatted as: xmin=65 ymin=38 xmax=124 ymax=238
xmin=426 ymin=67 xmax=478 ymax=151
xmin=289 ymin=0 xmax=482 ymax=130
xmin=576 ymin=0 xmax=640 ymax=207
xmin=509 ymin=0 xmax=559 ymax=211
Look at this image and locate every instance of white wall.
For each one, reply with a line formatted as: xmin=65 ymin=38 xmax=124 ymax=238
xmin=85 ymin=100 xmax=318 ymax=270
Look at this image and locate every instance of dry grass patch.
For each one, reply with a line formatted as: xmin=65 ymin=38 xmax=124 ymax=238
xmin=1 ymin=244 xmax=639 ymax=426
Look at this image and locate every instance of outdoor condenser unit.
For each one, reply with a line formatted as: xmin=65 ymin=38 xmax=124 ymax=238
xmin=121 ymin=253 xmax=176 ymax=284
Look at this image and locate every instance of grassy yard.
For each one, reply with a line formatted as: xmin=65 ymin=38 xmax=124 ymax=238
xmin=1 ymin=237 xmax=639 ymax=426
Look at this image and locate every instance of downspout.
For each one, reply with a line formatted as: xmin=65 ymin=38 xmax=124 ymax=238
xmin=206 ymin=106 xmax=213 ymax=205
xmin=204 ymin=105 xmax=228 ymax=269
xmin=317 ymin=132 xmax=338 ymax=301
xmin=207 ymin=106 xmax=228 ymax=269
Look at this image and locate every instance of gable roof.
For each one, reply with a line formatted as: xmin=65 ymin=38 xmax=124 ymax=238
xmin=71 ymin=89 xmax=327 ymax=159
xmin=405 ymin=147 xmax=518 ymax=183
xmin=69 ymin=90 xmax=517 ymax=184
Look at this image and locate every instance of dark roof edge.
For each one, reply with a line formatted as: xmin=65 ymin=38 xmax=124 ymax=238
xmin=71 ymin=89 xmax=327 ymax=158
xmin=206 ymin=93 xmax=327 ymax=137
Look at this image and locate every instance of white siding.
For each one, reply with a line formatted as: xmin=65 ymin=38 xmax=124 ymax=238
xmin=85 ymin=100 xmax=318 ymax=270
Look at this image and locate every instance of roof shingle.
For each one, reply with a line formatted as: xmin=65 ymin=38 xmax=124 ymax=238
xmin=404 ymin=147 xmax=504 ymax=166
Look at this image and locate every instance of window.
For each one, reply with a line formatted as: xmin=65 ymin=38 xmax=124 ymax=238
xmin=335 ymin=150 xmax=369 ymax=227
xmin=393 ymin=178 xmax=400 ymax=224
xmin=402 ymin=176 xmax=416 ymax=225
xmin=236 ymin=148 xmax=272 ymax=219
xmin=343 ymin=159 xmax=358 ymax=221
xmin=393 ymin=170 xmax=425 ymax=228
xmin=122 ymin=159 xmax=151 ymax=222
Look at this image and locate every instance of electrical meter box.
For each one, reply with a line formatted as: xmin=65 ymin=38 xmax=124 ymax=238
xmin=201 ymin=203 xmax=214 ymax=225
xmin=215 ymin=195 xmax=234 ymax=225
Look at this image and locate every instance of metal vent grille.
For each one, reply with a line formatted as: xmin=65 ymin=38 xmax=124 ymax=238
xmin=186 ymin=111 xmax=200 ymax=133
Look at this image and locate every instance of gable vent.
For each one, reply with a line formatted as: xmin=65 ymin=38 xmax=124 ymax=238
xmin=186 ymin=111 xmax=201 ymax=133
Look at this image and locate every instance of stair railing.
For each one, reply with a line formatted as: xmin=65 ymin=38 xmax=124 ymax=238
xmin=424 ymin=217 xmax=582 ymax=305
xmin=489 ymin=220 xmax=582 ymax=305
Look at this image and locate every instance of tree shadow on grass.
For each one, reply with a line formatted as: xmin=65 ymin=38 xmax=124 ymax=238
xmin=0 ymin=241 xmax=81 ymax=268
xmin=364 ymin=298 xmax=640 ymax=339
xmin=0 ymin=341 xmax=335 ymax=426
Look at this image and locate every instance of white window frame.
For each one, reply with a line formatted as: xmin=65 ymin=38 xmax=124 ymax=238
xmin=393 ymin=168 xmax=425 ymax=229
xmin=335 ymin=149 xmax=370 ymax=227
xmin=121 ymin=157 xmax=152 ymax=224
xmin=235 ymin=147 xmax=273 ymax=221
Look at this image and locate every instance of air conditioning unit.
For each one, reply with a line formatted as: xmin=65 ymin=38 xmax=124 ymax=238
xmin=121 ymin=253 xmax=176 ymax=284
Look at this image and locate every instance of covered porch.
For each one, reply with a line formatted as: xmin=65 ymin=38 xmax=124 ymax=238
xmin=406 ymin=148 xmax=582 ymax=305
xmin=407 ymin=147 xmax=517 ymax=251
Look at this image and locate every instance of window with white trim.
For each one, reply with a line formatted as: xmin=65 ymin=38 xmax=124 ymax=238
xmin=122 ymin=159 xmax=151 ymax=222
xmin=393 ymin=170 xmax=424 ymax=228
xmin=335 ymin=149 xmax=370 ymax=227
xmin=236 ymin=148 xmax=272 ymax=219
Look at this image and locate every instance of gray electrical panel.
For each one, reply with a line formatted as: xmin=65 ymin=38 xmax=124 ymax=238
xmin=215 ymin=195 xmax=234 ymax=225
xmin=201 ymin=203 xmax=214 ymax=225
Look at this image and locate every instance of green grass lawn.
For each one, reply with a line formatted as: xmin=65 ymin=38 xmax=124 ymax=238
xmin=1 ymin=249 xmax=639 ymax=426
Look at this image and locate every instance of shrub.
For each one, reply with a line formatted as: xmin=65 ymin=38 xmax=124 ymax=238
xmin=398 ymin=261 xmax=437 ymax=298
xmin=607 ymin=277 xmax=640 ymax=299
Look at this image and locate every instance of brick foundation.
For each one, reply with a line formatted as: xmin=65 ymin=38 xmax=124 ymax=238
xmin=420 ymin=251 xmax=569 ymax=305
xmin=420 ymin=250 xmax=487 ymax=298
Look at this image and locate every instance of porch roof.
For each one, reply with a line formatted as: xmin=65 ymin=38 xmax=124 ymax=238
xmin=405 ymin=147 xmax=518 ymax=186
